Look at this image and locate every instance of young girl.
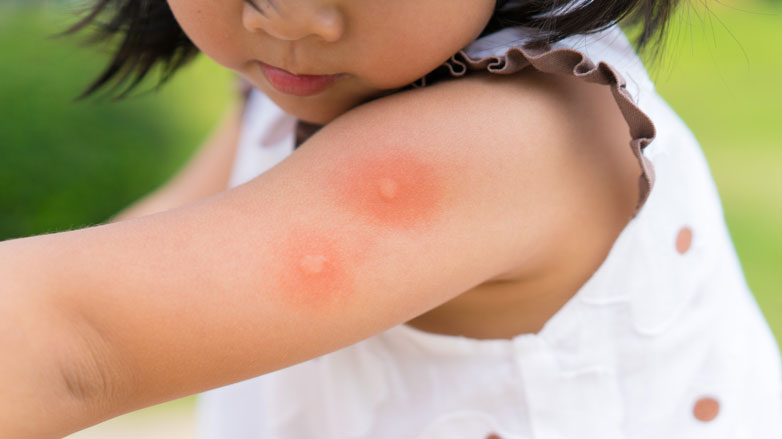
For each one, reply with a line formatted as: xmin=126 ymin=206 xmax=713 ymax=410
xmin=2 ymin=0 xmax=780 ymax=437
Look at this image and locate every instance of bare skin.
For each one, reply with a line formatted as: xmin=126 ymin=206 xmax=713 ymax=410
xmin=0 ymin=0 xmax=644 ymax=435
xmin=407 ymin=70 xmax=641 ymax=339
xmin=115 ymin=70 xmax=639 ymax=340
xmin=0 ymin=69 xmax=640 ymax=439
xmin=272 ymin=226 xmax=357 ymax=311
xmin=152 ymin=0 xmax=641 ymax=340
xmin=327 ymin=150 xmax=448 ymax=231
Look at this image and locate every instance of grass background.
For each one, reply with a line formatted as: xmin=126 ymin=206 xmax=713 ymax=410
xmin=0 ymin=4 xmax=235 ymax=238
xmin=1 ymin=0 xmax=780 ymax=434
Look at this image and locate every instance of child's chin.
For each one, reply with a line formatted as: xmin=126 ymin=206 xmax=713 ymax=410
xmin=272 ymin=94 xmax=359 ymax=126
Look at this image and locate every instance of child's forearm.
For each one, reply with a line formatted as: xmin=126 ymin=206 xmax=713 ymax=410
xmin=0 ymin=236 xmax=102 ymax=437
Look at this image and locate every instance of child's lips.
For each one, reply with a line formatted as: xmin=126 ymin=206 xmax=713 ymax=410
xmin=258 ymin=61 xmax=347 ymax=97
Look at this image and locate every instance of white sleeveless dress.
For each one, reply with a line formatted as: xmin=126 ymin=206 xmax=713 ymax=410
xmin=195 ymin=24 xmax=782 ymax=438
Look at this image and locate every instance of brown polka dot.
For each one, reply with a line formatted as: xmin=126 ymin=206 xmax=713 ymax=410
xmin=485 ymin=434 xmax=503 ymax=439
xmin=676 ymin=226 xmax=693 ymax=254
xmin=693 ymin=396 xmax=720 ymax=422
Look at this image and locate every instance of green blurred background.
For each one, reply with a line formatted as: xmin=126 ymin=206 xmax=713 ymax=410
xmin=1 ymin=0 xmax=780 ymax=436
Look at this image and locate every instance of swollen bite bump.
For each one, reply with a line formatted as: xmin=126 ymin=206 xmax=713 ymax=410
xmin=299 ymin=253 xmax=327 ymax=275
xmin=377 ymin=177 xmax=399 ymax=200
xmin=328 ymin=151 xmax=444 ymax=231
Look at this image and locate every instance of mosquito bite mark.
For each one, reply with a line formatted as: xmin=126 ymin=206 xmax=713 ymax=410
xmin=331 ymin=151 xmax=444 ymax=231
xmin=299 ymin=254 xmax=327 ymax=275
xmin=377 ymin=178 xmax=399 ymax=200
xmin=271 ymin=228 xmax=359 ymax=312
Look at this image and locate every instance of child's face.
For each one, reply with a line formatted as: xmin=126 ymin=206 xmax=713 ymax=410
xmin=167 ymin=0 xmax=496 ymax=124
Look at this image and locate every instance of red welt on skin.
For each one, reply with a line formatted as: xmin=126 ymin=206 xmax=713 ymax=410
xmin=272 ymin=228 xmax=354 ymax=311
xmin=328 ymin=151 xmax=444 ymax=231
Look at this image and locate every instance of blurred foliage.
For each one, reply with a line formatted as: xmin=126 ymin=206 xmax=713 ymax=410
xmin=649 ymin=0 xmax=781 ymax=346
xmin=0 ymin=0 xmax=779 ymax=347
xmin=0 ymin=3 xmax=234 ymax=239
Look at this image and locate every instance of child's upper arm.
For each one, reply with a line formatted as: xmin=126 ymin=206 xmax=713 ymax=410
xmin=50 ymin=71 xmax=633 ymax=423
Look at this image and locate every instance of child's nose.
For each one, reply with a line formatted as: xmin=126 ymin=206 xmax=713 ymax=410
xmin=242 ymin=1 xmax=344 ymax=43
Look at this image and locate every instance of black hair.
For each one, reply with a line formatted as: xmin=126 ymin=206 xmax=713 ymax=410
xmin=66 ymin=0 xmax=681 ymax=99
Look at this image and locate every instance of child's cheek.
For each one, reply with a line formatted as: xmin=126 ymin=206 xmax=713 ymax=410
xmin=167 ymin=0 xmax=246 ymax=69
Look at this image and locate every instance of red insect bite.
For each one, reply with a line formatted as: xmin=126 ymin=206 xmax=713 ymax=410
xmin=272 ymin=228 xmax=353 ymax=311
xmin=330 ymin=151 xmax=444 ymax=231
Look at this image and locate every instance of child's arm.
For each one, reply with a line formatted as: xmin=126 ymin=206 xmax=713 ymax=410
xmin=0 ymin=71 xmax=637 ymax=437
xmin=110 ymin=100 xmax=244 ymax=222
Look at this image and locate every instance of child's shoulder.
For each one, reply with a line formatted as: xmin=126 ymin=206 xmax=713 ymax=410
xmin=377 ymin=66 xmax=639 ymax=213
xmin=324 ymin=66 xmax=641 ymax=280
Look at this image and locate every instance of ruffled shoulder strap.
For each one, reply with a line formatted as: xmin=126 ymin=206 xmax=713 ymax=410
xmin=416 ymin=25 xmax=657 ymax=216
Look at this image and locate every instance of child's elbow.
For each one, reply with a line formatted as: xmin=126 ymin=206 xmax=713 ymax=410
xmin=57 ymin=318 xmax=130 ymax=419
xmin=0 ymin=241 xmax=127 ymax=436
